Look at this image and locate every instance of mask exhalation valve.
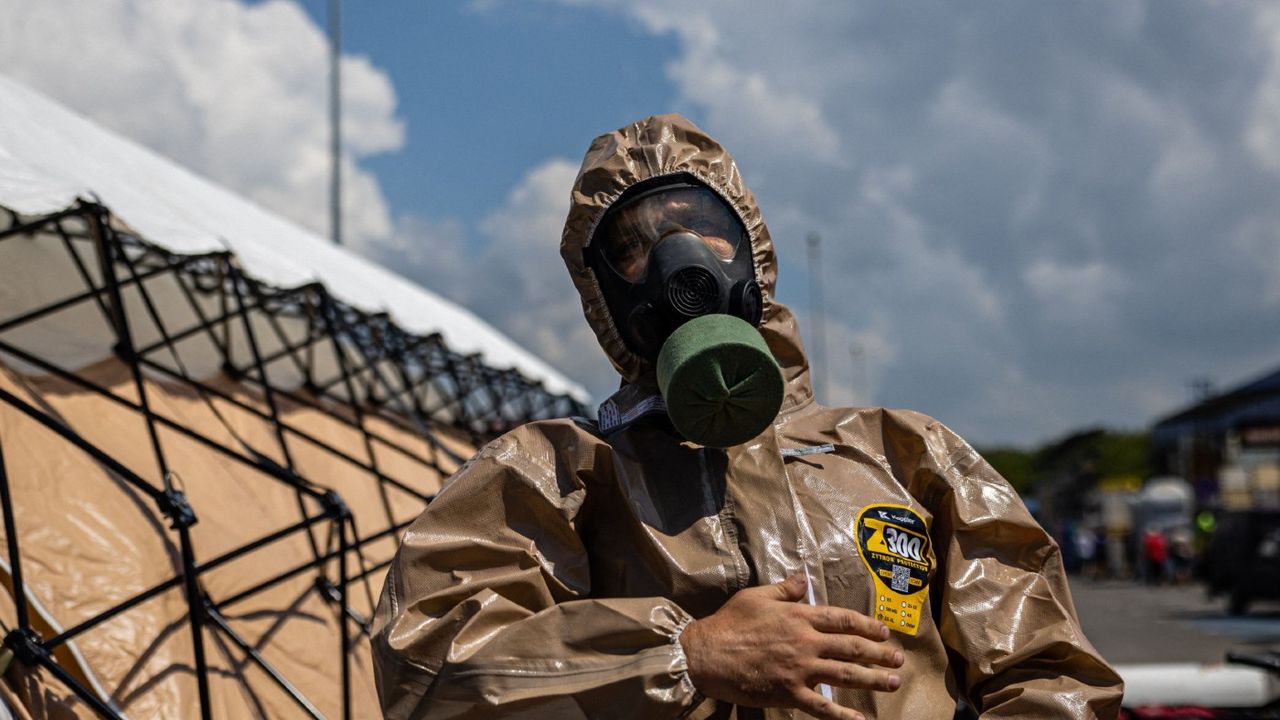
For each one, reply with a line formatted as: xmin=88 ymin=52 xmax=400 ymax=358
xmin=665 ymin=266 xmax=720 ymax=318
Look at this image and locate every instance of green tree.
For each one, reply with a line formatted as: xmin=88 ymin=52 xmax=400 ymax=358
xmin=977 ymin=430 xmax=1151 ymax=500
xmin=1095 ymin=431 xmax=1151 ymax=481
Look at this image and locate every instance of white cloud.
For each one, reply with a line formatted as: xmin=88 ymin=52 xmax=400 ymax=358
xmin=1024 ymin=260 xmax=1126 ymax=306
xmin=1246 ymin=5 xmax=1280 ymax=173
xmin=565 ymin=0 xmax=844 ymax=167
xmin=536 ymin=0 xmax=1280 ymax=444
xmin=814 ymin=319 xmax=896 ymax=409
xmin=664 ymin=49 xmax=842 ymax=165
xmin=12 ymin=0 xmax=1280 ymax=444
xmin=472 ymin=159 xmax=616 ymax=396
xmin=1230 ymin=217 xmax=1280 ymax=306
xmin=1023 ymin=259 xmax=1128 ymax=331
xmin=0 ymin=0 xmax=404 ymax=248
xmin=368 ymin=159 xmax=620 ymax=402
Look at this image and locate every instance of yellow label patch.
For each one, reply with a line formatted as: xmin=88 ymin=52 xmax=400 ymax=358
xmin=854 ymin=504 xmax=934 ymax=636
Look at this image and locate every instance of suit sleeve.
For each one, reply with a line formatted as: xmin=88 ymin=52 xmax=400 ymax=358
xmin=370 ymin=425 xmax=703 ymax=720
xmin=924 ymin=423 xmax=1124 ymax=719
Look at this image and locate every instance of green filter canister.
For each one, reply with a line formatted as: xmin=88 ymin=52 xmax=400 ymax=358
xmin=656 ymin=314 xmax=785 ymax=448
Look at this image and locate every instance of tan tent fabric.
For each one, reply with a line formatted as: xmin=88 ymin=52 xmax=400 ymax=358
xmin=0 ymin=72 xmax=568 ymax=719
xmin=0 ymin=355 xmax=469 ymax=717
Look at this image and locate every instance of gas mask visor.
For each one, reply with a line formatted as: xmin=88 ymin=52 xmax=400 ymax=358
xmin=596 ymin=184 xmax=744 ymax=283
xmin=589 ymin=181 xmax=784 ymax=448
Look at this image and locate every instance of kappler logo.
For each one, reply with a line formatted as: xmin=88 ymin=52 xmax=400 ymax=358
xmin=877 ymin=509 xmax=915 ymax=525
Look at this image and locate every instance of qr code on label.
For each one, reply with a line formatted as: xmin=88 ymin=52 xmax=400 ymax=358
xmin=891 ymin=564 xmax=910 ymax=593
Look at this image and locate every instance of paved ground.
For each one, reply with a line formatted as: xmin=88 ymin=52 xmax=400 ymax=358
xmin=1070 ymin=577 xmax=1280 ymax=664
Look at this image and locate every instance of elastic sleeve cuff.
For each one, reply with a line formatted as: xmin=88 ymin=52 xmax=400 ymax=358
xmin=668 ymin=613 xmax=707 ymax=715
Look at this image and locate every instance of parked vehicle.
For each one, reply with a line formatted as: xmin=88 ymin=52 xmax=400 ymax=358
xmin=1204 ymin=510 xmax=1280 ymax=615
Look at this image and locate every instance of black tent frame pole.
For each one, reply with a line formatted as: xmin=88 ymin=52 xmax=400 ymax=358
xmin=338 ymin=514 xmax=352 ymax=720
xmin=0 ymin=337 xmax=328 ymax=502
xmin=346 ymin=315 xmax=455 ymax=470
xmin=243 ymin=371 xmax=455 ymax=474
xmin=136 ymin=356 xmax=433 ymax=502
xmin=0 ymin=388 xmax=164 ymax=503
xmin=114 ymin=241 xmax=443 ymax=482
xmin=214 ymin=519 xmax=411 ymax=611
xmin=129 ymin=291 xmax=269 ymax=358
xmin=175 ymin=521 xmax=210 ymax=720
xmin=319 ymin=291 xmax=399 ymax=530
xmin=87 ymin=206 xmax=214 ymax=720
xmin=15 ymin=642 xmax=122 ymax=719
xmin=204 ymin=601 xmax=326 ymax=720
xmin=0 ymin=203 xmax=584 ymax=717
xmin=88 ymin=209 xmax=171 ymax=482
xmin=226 ymin=260 xmax=326 ymax=569
xmin=168 ymin=262 xmax=231 ymax=359
xmin=55 ymin=222 xmax=115 ymax=325
xmin=212 ymin=289 xmax=451 ymax=480
xmin=1 ymin=207 xmax=586 ymax=424
xmin=0 ymin=440 xmax=29 ymax=635
xmin=0 ymin=205 xmax=86 ymax=241
xmin=217 ymin=329 xmax=319 ymax=378
xmin=1 ymin=435 xmax=126 ymax=720
xmin=44 ymin=511 xmax=330 ymax=650
xmin=227 ymin=260 xmax=303 ymax=474
xmin=0 ymin=386 xmax=360 ymax=717
xmin=0 ymin=260 xmax=190 ymax=335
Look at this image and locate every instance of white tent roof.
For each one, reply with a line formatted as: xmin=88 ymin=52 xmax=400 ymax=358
xmin=0 ymin=73 xmax=586 ymax=402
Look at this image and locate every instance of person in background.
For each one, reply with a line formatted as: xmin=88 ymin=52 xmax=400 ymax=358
xmin=1143 ymin=528 xmax=1169 ymax=585
xmin=1170 ymin=529 xmax=1194 ymax=585
xmin=1076 ymin=524 xmax=1100 ymax=581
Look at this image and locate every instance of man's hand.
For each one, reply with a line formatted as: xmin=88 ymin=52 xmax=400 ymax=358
xmin=679 ymin=574 xmax=903 ymax=720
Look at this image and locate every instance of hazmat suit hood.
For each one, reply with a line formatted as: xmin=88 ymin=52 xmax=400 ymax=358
xmin=560 ymin=113 xmax=812 ymax=413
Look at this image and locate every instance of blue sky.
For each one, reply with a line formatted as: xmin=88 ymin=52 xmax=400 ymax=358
xmin=5 ymin=0 xmax=1280 ymax=446
xmin=289 ymin=0 xmax=683 ymax=222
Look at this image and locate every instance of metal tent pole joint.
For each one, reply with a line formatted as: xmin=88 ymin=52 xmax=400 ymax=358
xmin=158 ymin=476 xmax=198 ymax=531
xmin=1 ymin=629 xmax=122 ymax=718
xmin=3 ymin=628 xmax=50 ymax=667
xmin=0 ymin=185 xmax=586 ymax=719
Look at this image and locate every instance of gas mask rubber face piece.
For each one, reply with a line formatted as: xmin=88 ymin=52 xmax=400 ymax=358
xmin=589 ymin=179 xmax=784 ymax=448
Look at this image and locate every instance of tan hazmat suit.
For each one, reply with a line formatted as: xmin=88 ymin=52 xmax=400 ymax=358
xmin=371 ymin=114 xmax=1124 ymax=719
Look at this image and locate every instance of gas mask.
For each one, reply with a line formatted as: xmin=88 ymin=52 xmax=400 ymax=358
xmin=588 ymin=178 xmax=784 ymax=448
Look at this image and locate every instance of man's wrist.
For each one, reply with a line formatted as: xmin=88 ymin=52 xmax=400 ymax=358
xmin=671 ymin=615 xmax=704 ymax=703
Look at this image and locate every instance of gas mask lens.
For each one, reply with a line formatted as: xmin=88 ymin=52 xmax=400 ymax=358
xmin=597 ymin=185 xmax=743 ymax=282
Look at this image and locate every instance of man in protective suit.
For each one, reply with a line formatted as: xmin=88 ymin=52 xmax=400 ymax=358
xmin=371 ymin=114 xmax=1123 ymax=719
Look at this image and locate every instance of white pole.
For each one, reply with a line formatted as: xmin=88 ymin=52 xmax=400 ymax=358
xmin=328 ymin=0 xmax=343 ymax=246
xmin=850 ymin=343 xmax=865 ymax=406
xmin=806 ymin=232 xmax=826 ymax=402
